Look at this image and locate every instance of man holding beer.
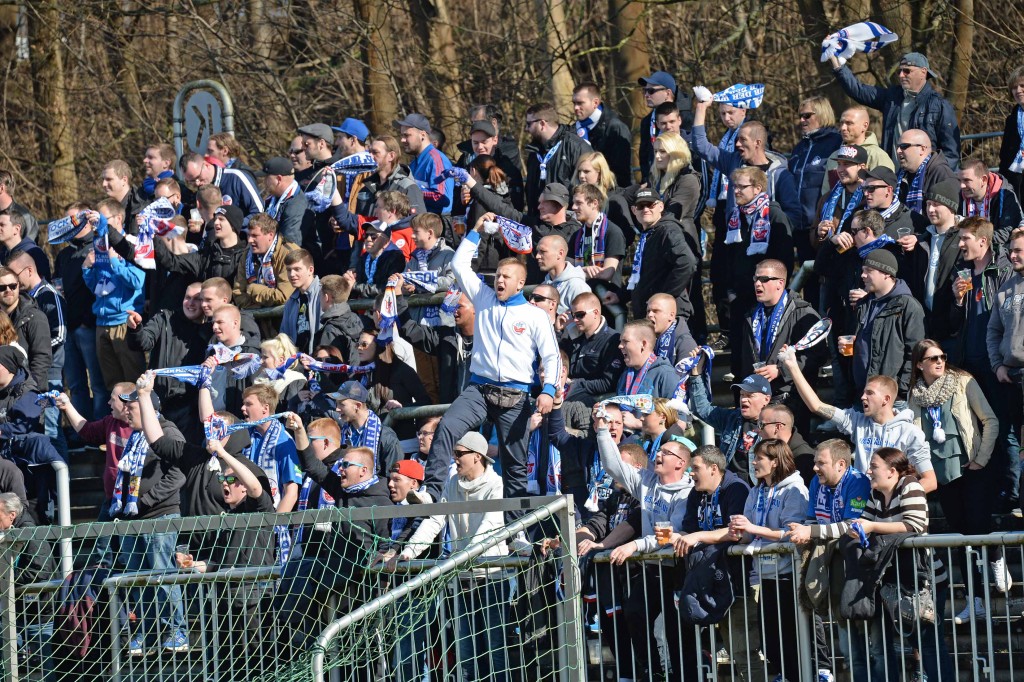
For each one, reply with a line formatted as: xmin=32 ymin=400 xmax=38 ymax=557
xmin=596 ymin=407 xmax=693 ymax=680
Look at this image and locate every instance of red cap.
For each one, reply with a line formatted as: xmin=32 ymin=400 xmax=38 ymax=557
xmin=391 ymin=460 xmax=425 ymax=482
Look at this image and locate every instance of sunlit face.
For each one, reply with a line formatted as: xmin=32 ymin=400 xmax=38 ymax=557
xmin=338 ymin=457 xmax=369 ymax=488
xmin=533 ymin=239 xmax=561 ymax=272
xmin=453 ymin=294 xmax=473 ymax=327
xmin=369 ymin=141 xmax=392 ymax=170
xmin=388 ymin=471 xmax=419 ymax=503
xmin=734 ymin=128 xmax=758 ymax=162
xmin=653 ymin=141 xmax=670 ymax=171
xmin=122 ymin=401 xmax=143 ymax=430
xmin=101 ymin=169 xmax=130 ymax=199
xmin=896 ymin=133 xmax=929 ymax=171
xmin=416 ymin=420 xmax=439 ymax=454
xmin=577 ymin=162 xmax=599 ymax=186
xmin=752 ymin=450 xmax=776 ymax=482
xmin=738 ymin=389 xmax=770 ymax=421
xmin=241 ymin=395 xmax=270 ymax=421
xmin=653 ymin=443 xmax=688 ymax=481
xmin=399 ymin=126 xmax=427 ymax=155
xmin=307 ymin=428 xmax=334 ymax=461
xmin=571 ymin=303 xmax=601 ymax=335
xmin=143 ymin=147 xmax=171 ymax=178
xmin=356 ymin=333 xmax=377 ymax=364
xmin=183 ymin=161 xmax=214 ymax=188
xmin=757 ymin=408 xmax=792 ymax=443
xmin=572 ymin=92 xmax=599 ymax=121
xmin=797 ymin=107 xmax=818 ymax=136
xmin=1009 ymin=237 xmax=1024 ymax=274
xmin=494 ymin=264 xmax=525 ymax=302
xmin=753 ymin=268 xmax=785 ymax=304
xmin=221 ymin=468 xmax=247 ymax=507
xmin=916 ymin=346 xmax=947 ymax=383
xmin=861 ymin=265 xmax=890 ymax=295
xmin=286 ymin=260 xmax=315 ymax=290
xmin=645 ymin=300 xmax=675 ymax=335
xmin=1012 ymin=78 xmax=1024 ymax=108
xmin=958 ymin=230 xmax=989 ymax=262
xmin=571 ymin=195 xmax=600 ymax=223
xmin=200 ymin=288 xmax=228 ymax=318
xmin=732 ymin=177 xmax=761 ymax=207
xmin=248 ymin=227 xmax=275 ymax=255
xmin=958 ymin=167 xmax=988 ymax=201
xmin=412 ymin=225 xmax=437 ymax=250
xmin=861 ymin=180 xmax=893 ymax=209
xmin=537 ymin=199 xmax=563 ymax=225
xmin=838 ymin=110 xmax=869 ymax=144
xmin=813 ymin=450 xmax=842 ymax=487
xmin=0 ymin=215 xmax=18 ymax=245
xmin=925 ymin=199 xmax=953 ymax=226
xmin=851 ymin=218 xmax=875 ymax=248
xmin=656 ymin=111 xmax=682 ymax=136
xmin=182 ymin=286 xmax=203 ymax=321
xmin=630 ymin=201 xmax=663 ymax=229
xmin=867 ymin=454 xmax=897 ymax=490
xmin=836 ymin=160 xmax=865 ymax=186
xmin=643 ymin=85 xmax=672 ymax=108
xmin=617 ymin=328 xmax=649 ymax=367
xmin=261 ymin=348 xmax=284 ymax=370
xmin=210 ymin=310 xmax=239 ymax=342
xmin=206 ymin=139 xmax=230 ymax=163
xmin=108 ymin=391 xmax=128 ymax=422
xmin=690 ymin=457 xmax=718 ymax=492
xmin=897 ymin=64 xmax=928 ymax=93
xmin=0 ymin=274 xmax=19 ymax=309
xmin=336 ymin=398 xmax=362 ymax=423
xmin=860 ymin=381 xmax=890 ymax=418
xmin=213 ymin=214 xmax=233 ymax=240
xmin=719 ymin=104 xmax=745 ymax=129
xmin=603 ymin=408 xmax=624 ymax=442
xmin=154 ymin=182 xmax=181 ymax=206
xmin=641 ymin=409 xmax=667 ymax=436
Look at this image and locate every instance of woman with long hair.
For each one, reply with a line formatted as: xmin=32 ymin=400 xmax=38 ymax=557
xmin=638 ymin=398 xmax=677 ymax=464
xmin=255 ymin=334 xmax=307 ymax=404
xmin=908 ymin=338 xmax=1003 ymax=624
xmin=460 ymin=154 xmax=515 ymax=280
xmin=576 ymin=152 xmax=635 ymax=246
xmin=647 ymin=133 xmax=702 ymax=245
xmin=352 ymin=329 xmax=431 ymax=440
xmin=730 ymin=438 xmax=808 ymax=682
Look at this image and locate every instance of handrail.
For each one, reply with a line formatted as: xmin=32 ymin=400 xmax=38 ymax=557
xmin=310 ymin=495 xmax=569 ymax=682
xmin=49 ymin=460 xmax=72 ymax=578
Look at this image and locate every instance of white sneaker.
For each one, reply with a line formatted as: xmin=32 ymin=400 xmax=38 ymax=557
xmin=954 ymin=597 xmax=986 ymax=625
xmin=817 ymin=670 xmax=835 ymax=682
xmin=510 ymin=531 xmax=532 ymax=555
xmin=993 ymin=556 xmax=1013 ymax=593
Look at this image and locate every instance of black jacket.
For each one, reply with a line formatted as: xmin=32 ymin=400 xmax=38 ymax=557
xmin=718 ymin=202 xmax=795 ymax=310
xmin=546 ymin=404 xmax=595 ymax=493
xmin=54 ymin=235 xmax=97 ymax=330
xmin=10 ymin=295 xmax=52 ymax=388
xmin=150 ymin=430 xmax=259 ymax=518
xmin=363 ymin=358 xmax=432 ymax=440
xmin=999 ymin=108 xmax=1024 ymax=201
xmin=117 ymin=418 xmax=186 ymax=520
xmin=11 ymin=508 xmax=54 ymax=585
xmin=853 ymin=279 xmax=926 ymax=395
xmin=524 ymin=125 xmax=590 ymax=215
xmin=582 ymin=107 xmax=634 ymax=187
xmin=401 ymin=321 xmax=473 ymax=404
xmin=917 ymin=226 xmax=963 ymax=340
xmin=740 ymin=294 xmax=827 ymax=397
xmin=562 ymin=323 xmax=623 ymax=406
xmin=314 ymin=304 xmax=364 ymax=364
xmin=455 ymin=144 xmax=526 ymax=211
xmin=352 ymin=247 xmax=406 ymax=299
xmin=155 ymin=235 xmax=248 ymax=287
xmin=638 ymin=95 xmax=696 ymax=181
xmin=628 ymin=215 xmax=698 ymax=320
xmin=896 ymin=154 xmax=957 ymax=211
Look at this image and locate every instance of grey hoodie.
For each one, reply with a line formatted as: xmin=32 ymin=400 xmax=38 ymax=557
xmin=545 ymin=262 xmax=591 ymax=315
xmin=597 ymin=428 xmax=693 ymax=554
xmin=986 ymin=271 xmax=1024 ymax=371
xmin=828 ymin=407 xmax=933 ymax=476
xmin=741 ymin=471 xmax=808 ymax=578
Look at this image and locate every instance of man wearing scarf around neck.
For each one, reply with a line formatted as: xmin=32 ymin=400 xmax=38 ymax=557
xmin=895 ymin=129 xmax=955 ymax=214
xmin=232 ymin=213 xmax=298 ymax=310
xmin=615 ymin=319 xmax=680 ymax=405
xmin=202 ymin=304 xmax=261 ymax=415
xmin=100 ymin=382 xmax=188 ymax=656
xmin=351 ymin=221 xmax=406 ymax=300
xmin=279 ymin=413 xmax=390 ymax=657
xmin=568 ymin=182 xmax=627 ymax=287
xmin=740 ymin=259 xmax=826 ymax=433
xmin=571 ymin=82 xmax=633 ymax=187
xmin=912 ymin=179 xmax=966 ymax=342
xmin=260 ymin=156 xmax=311 ymax=252
xmin=328 ymin=380 xmax=403 ymax=478
xmin=645 ymin=293 xmax=697 ymax=368
xmin=811 ymin=143 xmax=869 ymax=250
xmin=523 ymin=103 xmax=590 ymax=217
xmin=830 ymin=51 xmax=960 ymax=170
xmin=958 ymin=157 xmax=1024 ymax=254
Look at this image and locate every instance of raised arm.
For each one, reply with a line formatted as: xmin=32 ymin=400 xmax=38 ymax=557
xmin=209 ymin=441 xmax=263 ymax=498
xmin=777 ymin=345 xmax=835 ymax=420
xmin=135 ymin=372 xmax=165 ymax=444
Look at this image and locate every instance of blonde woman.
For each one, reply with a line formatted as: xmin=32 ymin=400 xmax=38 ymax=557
xmin=256 ymin=334 xmax=307 ymax=403
xmin=648 ymin=133 xmax=702 ymax=239
xmin=576 ymin=152 xmax=635 ymax=246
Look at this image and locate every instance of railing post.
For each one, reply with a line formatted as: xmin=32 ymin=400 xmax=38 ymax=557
xmin=793 ymin=544 xmax=814 ymax=682
xmin=49 ymin=460 xmax=73 ymax=578
xmin=557 ymin=495 xmax=584 ymax=682
xmin=0 ymin=536 xmax=18 ymax=682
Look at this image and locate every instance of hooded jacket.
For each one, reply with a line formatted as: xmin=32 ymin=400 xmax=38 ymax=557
xmin=741 ymin=471 xmax=808 ymax=578
xmin=789 ymin=126 xmax=843 ymax=229
xmin=820 ymin=131 xmax=895 ymax=194
xmin=614 ymin=355 xmax=680 ymax=400
xmin=315 ymin=303 xmax=364 ymax=364
xmin=0 ymin=368 xmax=40 ymax=437
xmin=82 ymin=248 xmax=145 ymax=326
xmin=986 ymin=271 xmax=1024 ymax=370
xmin=956 ymin=175 xmax=1024 ymax=249
xmin=853 ymin=279 xmax=926 ymax=394
xmin=628 ymin=214 xmax=698 ymax=320
xmin=544 ymin=262 xmax=590 ymax=315
xmin=597 ymin=427 xmax=693 ymax=555
xmin=833 ymin=64 xmax=961 ymax=169
xmin=524 ymin=124 xmax=591 ymax=214
xmin=9 ymin=294 xmax=52 ymax=388
xmin=281 ymin=276 xmax=322 ymax=355
xmin=827 ymin=407 xmax=933 ymax=476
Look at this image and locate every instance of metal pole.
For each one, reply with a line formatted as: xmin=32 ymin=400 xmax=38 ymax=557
xmin=557 ymin=495 xmax=584 ymax=682
xmin=310 ymin=496 xmax=568 ymax=682
xmin=0 ymin=537 xmax=18 ymax=682
xmin=49 ymin=461 xmax=72 ymax=578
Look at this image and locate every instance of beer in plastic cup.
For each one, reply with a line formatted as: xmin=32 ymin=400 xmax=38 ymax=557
xmin=655 ymin=521 xmax=672 ymax=545
xmin=175 ymin=544 xmax=193 ymax=569
xmin=838 ymin=335 xmax=855 ymax=357
xmin=958 ymin=268 xmax=973 ymax=292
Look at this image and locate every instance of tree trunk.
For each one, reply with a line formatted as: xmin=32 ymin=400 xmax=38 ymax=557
xmin=795 ymin=0 xmax=846 ymax=111
xmin=27 ymin=0 xmax=78 ymax=217
xmin=355 ymin=0 xmax=398 ymax=132
xmin=535 ymin=0 xmax=575 ymax=118
xmin=946 ymin=0 xmax=975 ymax=119
xmin=407 ymin=0 xmax=463 ymax=133
xmin=609 ymin=0 xmax=648 ymax=177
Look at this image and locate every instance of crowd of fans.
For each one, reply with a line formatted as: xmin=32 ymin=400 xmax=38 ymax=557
xmin=1 ymin=44 xmax=1024 ymax=682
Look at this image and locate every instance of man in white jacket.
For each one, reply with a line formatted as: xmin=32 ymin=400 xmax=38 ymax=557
xmin=390 ymin=432 xmax=509 ymax=682
xmin=423 ymin=214 xmax=562 ymax=515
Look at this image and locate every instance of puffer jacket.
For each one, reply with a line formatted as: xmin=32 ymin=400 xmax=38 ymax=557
xmin=789 ymin=127 xmax=843 ymax=230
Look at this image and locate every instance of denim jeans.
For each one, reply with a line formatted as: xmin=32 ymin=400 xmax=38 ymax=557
xmin=64 ymin=325 xmax=109 ymax=420
xmin=454 ymin=576 xmax=508 ymax=682
xmin=119 ymin=513 xmax=185 ymax=638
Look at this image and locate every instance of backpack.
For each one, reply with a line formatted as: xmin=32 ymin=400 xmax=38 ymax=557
xmin=51 ymin=567 xmax=112 ymax=660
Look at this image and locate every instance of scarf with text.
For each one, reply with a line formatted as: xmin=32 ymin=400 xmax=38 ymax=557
xmin=898 ymin=154 xmax=931 ymax=213
xmin=726 ymin=191 xmax=772 ymax=256
xmin=713 ymin=83 xmax=765 ymax=109
xmin=820 ymin=21 xmax=898 ymax=67
xmin=751 ymin=291 xmax=789 ymax=362
xmin=109 ymin=431 xmax=149 ymax=517
xmin=573 ymin=213 xmax=607 ymax=267
xmin=622 ymin=354 xmax=657 ymax=395
xmin=301 ymin=354 xmax=375 ymax=376
xmin=655 ymin=320 xmax=677 ymax=360
xmin=377 ymin=279 xmax=399 ymax=343
xmin=526 ymin=429 xmax=562 ymax=495
xmin=626 ymin=229 xmax=650 ymax=290
xmin=707 ymin=127 xmax=740 ymax=206
xmin=341 ymin=410 xmax=383 ymax=469
xmin=305 ymin=166 xmax=337 ymax=213
xmin=248 ymin=418 xmax=285 ymax=504
xmin=856 ymin=233 xmax=896 ymax=259
xmin=246 ymin=235 xmax=278 ymax=287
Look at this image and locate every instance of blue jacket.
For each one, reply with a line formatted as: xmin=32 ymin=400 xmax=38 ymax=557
xmin=408 ymin=144 xmax=454 ymax=214
xmin=82 ymin=226 xmax=146 ymax=325
xmin=833 ymin=65 xmax=961 ymax=170
xmin=214 ymin=166 xmax=265 ymax=219
xmin=789 ymin=127 xmax=843 ymax=230
xmin=614 ymin=356 xmax=680 ymax=399
xmin=280 ymin=277 xmax=322 ymax=355
xmin=806 ymin=467 xmax=871 ymax=541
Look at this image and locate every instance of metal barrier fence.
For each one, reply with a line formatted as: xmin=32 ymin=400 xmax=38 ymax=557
xmin=0 ymin=497 xmax=582 ymax=682
xmin=585 ymin=531 xmax=1024 ymax=682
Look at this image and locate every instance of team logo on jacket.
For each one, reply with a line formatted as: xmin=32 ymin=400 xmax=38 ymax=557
xmin=221 ymin=195 xmax=233 ymax=206
xmin=512 ymin=321 xmax=526 ymax=335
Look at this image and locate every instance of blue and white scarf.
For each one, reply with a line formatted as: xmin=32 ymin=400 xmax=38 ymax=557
xmin=751 ymin=291 xmax=789 ymax=362
xmin=698 ymin=486 xmax=722 ymax=532
xmin=820 ymin=183 xmax=864 ymax=229
xmin=820 ymin=22 xmax=898 ymax=67
xmin=626 ymin=229 xmax=650 ymax=290
xmin=573 ymin=214 xmax=607 ymax=267
xmin=526 ymin=429 xmax=562 ymax=495
xmin=305 ymin=166 xmax=338 ymax=213
xmin=263 ymin=354 xmax=300 ymax=381
xmin=377 ymin=279 xmax=399 ymax=344
xmin=35 ymin=390 xmax=63 ymax=408
xmin=815 ymin=467 xmax=850 ymax=524
xmin=600 ymin=393 xmax=654 ymax=415
xmin=713 ymin=83 xmax=765 ymax=110
xmin=404 ymin=270 xmax=440 ymax=292
xmin=707 ymin=128 xmax=739 ymax=207
xmin=249 ymin=418 xmax=285 ymax=503
xmin=727 ymin=191 xmax=772 ymax=255
xmin=341 ymin=410 xmax=383 ymax=469
xmin=245 ymin=235 xmax=278 ymax=287
xmin=857 ymin=233 xmax=896 ymax=259
xmin=301 ymin=355 xmax=375 ymax=376
xmin=492 ymin=216 xmax=532 ymax=254
xmin=1012 ymin=107 xmax=1024 ymax=173
xmin=623 ymin=354 xmax=657 ymax=396
xmin=655 ymin=320 xmax=677 ymax=360
xmin=110 ymin=431 xmax=149 ymax=517
xmin=265 ymin=180 xmax=299 ymax=221
xmin=536 ymin=141 xmax=562 ymax=181
xmin=575 ymin=106 xmax=601 ymax=143
xmin=898 ymin=154 xmax=931 ymax=213
xmin=152 ymin=364 xmax=215 ymax=387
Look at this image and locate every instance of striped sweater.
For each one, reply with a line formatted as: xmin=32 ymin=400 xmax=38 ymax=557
xmin=829 ymin=475 xmax=929 ymax=538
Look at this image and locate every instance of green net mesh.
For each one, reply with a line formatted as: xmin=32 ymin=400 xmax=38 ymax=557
xmin=0 ymin=498 xmax=581 ymax=682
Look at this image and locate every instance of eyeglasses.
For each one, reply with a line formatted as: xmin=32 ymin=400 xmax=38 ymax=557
xmin=922 ymin=353 xmax=947 ymax=363
xmin=0 ymin=283 xmax=18 ymax=292
xmin=732 ymin=183 xmax=754 ymax=191
xmin=656 ymin=446 xmax=683 ymax=460
xmin=338 ymin=460 xmax=366 ymax=469
xmin=642 ymin=87 xmax=667 ymax=95
xmin=416 ymin=430 xmax=435 ymax=437
xmin=524 ymin=119 xmax=544 ymax=129
xmin=898 ymin=67 xmax=919 ymax=75
xmin=896 ymin=143 xmax=926 ymax=151
xmin=356 ymin=340 xmax=374 ymax=349
xmin=798 ymin=112 xmax=815 ymax=120
xmin=571 ymin=309 xmax=597 ymax=320
xmin=453 ymin=448 xmax=477 ymax=458
xmin=530 ymin=293 xmax=555 ymax=303
xmin=217 ymin=474 xmax=241 ymax=485
xmin=752 ymin=275 xmax=783 ymax=284
xmin=862 ymin=184 xmax=889 ymax=193
xmin=757 ymin=420 xmax=790 ymax=429
xmin=850 ymin=226 xmax=868 ymax=235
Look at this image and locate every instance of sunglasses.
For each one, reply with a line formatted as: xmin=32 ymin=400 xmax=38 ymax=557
xmin=798 ymin=112 xmax=815 ymax=120
xmin=752 ymin=275 xmax=783 ymax=284
xmin=896 ymin=142 xmax=925 ymax=151
xmin=217 ymin=474 xmax=241 ymax=485
xmin=308 ymin=435 xmax=330 ymax=443
xmin=571 ymin=309 xmax=597 ymax=320
xmin=0 ymin=283 xmax=18 ymax=292
xmin=862 ymin=184 xmax=889 ymax=193
xmin=453 ymin=448 xmax=477 ymax=458
xmin=356 ymin=340 xmax=373 ymax=349
xmin=922 ymin=353 xmax=947 ymax=363
xmin=530 ymin=294 xmax=554 ymax=303
xmin=338 ymin=460 xmax=366 ymax=469
xmin=642 ymin=87 xmax=666 ymax=95
xmin=288 ymin=148 xmax=303 ymax=155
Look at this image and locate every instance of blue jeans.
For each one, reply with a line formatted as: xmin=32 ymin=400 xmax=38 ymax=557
xmin=455 ymin=577 xmax=508 ymax=682
xmin=64 ymin=326 xmax=109 ymax=420
xmin=45 ymin=356 xmax=68 ymax=460
xmin=119 ymin=513 xmax=185 ymax=638
xmin=394 ymin=593 xmax=433 ymax=682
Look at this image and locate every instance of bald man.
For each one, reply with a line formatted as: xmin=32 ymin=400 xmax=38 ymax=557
xmin=895 ymin=129 xmax=957 ymax=213
xmin=821 ymin=106 xmax=895 ymax=194
xmin=535 ymin=234 xmax=591 ymax=314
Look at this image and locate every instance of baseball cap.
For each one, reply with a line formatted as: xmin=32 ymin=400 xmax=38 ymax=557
xmin=214 ymin=205 xmax=244 ymax=233
xmin=859 ymin=166 xmax=899 ymax=189
xmin=632 ymin=188 xmax=660 ymax=205
xmin=731 ymin=374 xmax=771 ymax=397
xmin=118 ymin=389 xmax=161 ymax=411
xmin=863 ymin=249 xmax=899 ymax=278
xmin=363 ymin=220 xmax=391 ymax=236
xmin=327 ymin=380 xmax=369 ymax=403
xmin=455 ymin=432 xmax=494 ymax=463
xmin=390 ymin=460 xmax=425 ymax=482
xmin=332 ymin=118 xmax=370 ymax=143
xmin=638 ymin=71 xmax=676 ymax=92
xmin=899 ymin=52 xmax=938 ymax=79
xmin=257 ymin=156 xmax=294 ymax=178
xmin=835 ymin=145 xmax=868 ymax=166
xmin=393 ymin=113 xmax=432 ymax=134
xmin=470 ymin=120 xmax=497 ymax=137
xmin=539 ymin=183 xmax=570 ymax=207
xmin=297 ymin=123 xmax=335 ymax=145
